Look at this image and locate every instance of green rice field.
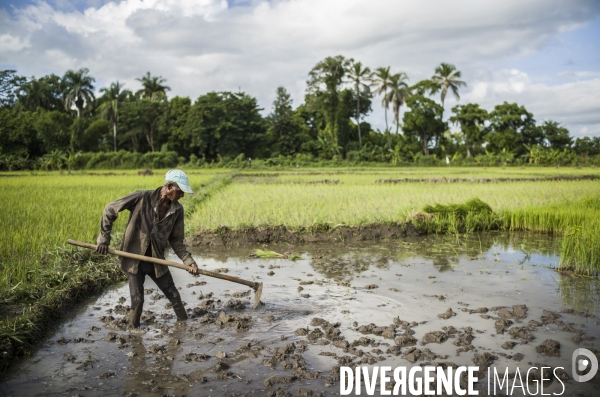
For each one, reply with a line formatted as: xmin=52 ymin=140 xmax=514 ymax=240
xmin=0 ymin=170 xmax=226 ymax=300
xmin=2 ymin=167 xmax=599 ymax=295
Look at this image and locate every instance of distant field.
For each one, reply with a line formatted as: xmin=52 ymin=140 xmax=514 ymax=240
xmin=238 ymin=166 xmax=599 ymax=179
xmin=189 ymin=167 xmax=600 ymax=229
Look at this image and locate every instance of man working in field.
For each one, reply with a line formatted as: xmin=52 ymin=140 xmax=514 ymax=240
xmin=96 ymin=169 xmax=199 ymax=328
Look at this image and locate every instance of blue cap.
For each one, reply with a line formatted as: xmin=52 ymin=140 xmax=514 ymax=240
xmin=165 ymin=169 xmax=194 ymax=194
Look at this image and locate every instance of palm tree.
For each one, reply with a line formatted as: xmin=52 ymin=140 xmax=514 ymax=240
xmin=431 ymin=63 xmax=466 ymax=111
xmin=372 ymin=66 xmax=393 ymax=149
xmin=385 ymin=72 xmax=410 ymax=135
xmin=62 ymin=68 xmax=95 ymax=118
xmin=345 ymin=61 xmax=372 ymax=148
xmin=98 ymin=81 xmax=130 ymax=152
xmin=136 ymin=72 xmax=170 ymax=101
xmin=18 ymin=77 xmax=53 ymax=111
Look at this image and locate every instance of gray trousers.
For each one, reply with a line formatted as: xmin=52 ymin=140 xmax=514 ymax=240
xmin=127 ymin=261 xmax=187 ymax=326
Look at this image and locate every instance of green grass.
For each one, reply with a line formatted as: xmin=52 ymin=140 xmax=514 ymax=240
xmin=0 ymin=170 xmax=220 ymax=302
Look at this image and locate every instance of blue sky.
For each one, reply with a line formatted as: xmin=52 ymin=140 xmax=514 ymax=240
xmin=1 ymin=0 xmax=599 ymax=137
xmin=495 ymin=16 xmax=600 ymax=86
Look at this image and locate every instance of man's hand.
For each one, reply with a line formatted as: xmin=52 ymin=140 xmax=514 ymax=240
xmin=96 ymin=244 xmax=109 ymax=255
xmin=188 ymin=262 xmax=199 ymax=275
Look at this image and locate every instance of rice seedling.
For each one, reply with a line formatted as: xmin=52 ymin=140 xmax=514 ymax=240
xmin=188 ymin=179 xmax=600 ymax=230
xmin=255 ymin=249 xmax=285 ymax=258
xmin=254 ymin=249 xmax=304 ymax=260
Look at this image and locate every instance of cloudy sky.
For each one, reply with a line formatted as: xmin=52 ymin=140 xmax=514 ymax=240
xmin=1 ymin=0 xmax=599 ymax=137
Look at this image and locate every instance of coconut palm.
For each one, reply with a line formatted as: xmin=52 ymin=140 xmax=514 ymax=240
xmin=372 ymin=66 xmax=393 ymax=149
xmin=136 ymin=72 xmax=170 ymax=101
xmin=345 ymin=61 xmax=372 ymax=148
xmin=431 ymin=63 xmax=466 ymax=111
xmin=62 ymin=68 xmax=95 ymax=118
xmin=385 ymin=72 xmax=410 ymax=135
xmin=98 ymin=81 xmax=131 ymax=151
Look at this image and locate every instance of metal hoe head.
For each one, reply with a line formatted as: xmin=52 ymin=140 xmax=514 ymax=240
xmin=253 ymin=282 xmax=263 ymax=310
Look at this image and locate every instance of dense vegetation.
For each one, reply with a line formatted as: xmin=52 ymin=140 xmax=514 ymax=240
xmin=2 ymin=58 xmax=600 ymax=171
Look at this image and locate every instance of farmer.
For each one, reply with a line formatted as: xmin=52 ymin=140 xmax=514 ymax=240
xmin=96 ymin=169 xmax=199 ymax=328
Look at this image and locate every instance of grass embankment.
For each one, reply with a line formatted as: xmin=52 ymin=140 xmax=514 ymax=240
xmin=0 ymin=170 xmax=224 ymax=372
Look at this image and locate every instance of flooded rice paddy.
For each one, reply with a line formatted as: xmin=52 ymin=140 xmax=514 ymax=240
xmin=1 ymin=233 xmax=599 ymax=397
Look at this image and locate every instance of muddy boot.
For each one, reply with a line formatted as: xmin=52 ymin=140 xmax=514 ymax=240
xmin=129 ymin=295 xmax=144 ymax=328
xmin=172 ymin=299 xmax=188 ymax=321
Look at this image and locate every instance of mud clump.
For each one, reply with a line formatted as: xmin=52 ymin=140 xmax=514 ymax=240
xmin=453 ymin=329 xmax=474 ymax=347
xmin=508 ymin=326 xmax=534 ymax=342
xmin=63 ymin=352 xmax=76 ymax=362
xmin=210 ymin=361 xmax=230 ymax=373
xmin=535 ymin=339 xmax=561 ymax=357
xmin=512 ymin=304 xmax=528 ymax=319
xmin=183 ymin=352 xmax=211 ymax=362
xmin=215 ymin=311 xmax=252 ymax=331
xmin=224 ymin=299 xmax=246 ymax=310
xmin=465 ymin=307 xmax=488 ymax=314
xmin=98 ymin=371 xmax=115 ymax=379
xmin=472 ymin=352 xmax=497 ymax=368
xmin=387 ymin=346 xmax=402 ymax=356
xmin=502 ymin=341 xmax=517 ymax=350
xmin=495 ymin=319 xmax=513 ymax=334
xmin=294 ymin=328 xmax=309 ymax=336
xmin=364 ymin=284 xmax=379 ymax=290
xmin=395 ymin=334 xmax=417 ymax=347
xmin=541 ymin=309 xmax=561 ymax=325
xmin=422 ymin=331 xmax=448 ymax=345
xmin=355 ymin=322 xmax=395 ymax=339
xmin=438 ymin=308 xmax=456 ymax=319
xmin=401 ymin=347 xmax=441 ymax=363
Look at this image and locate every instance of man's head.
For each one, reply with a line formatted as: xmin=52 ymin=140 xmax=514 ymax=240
xmin=163 ymin=169 xmax=193 ymax=202
xmin=165 ymin=169 xmax=193 ymax=194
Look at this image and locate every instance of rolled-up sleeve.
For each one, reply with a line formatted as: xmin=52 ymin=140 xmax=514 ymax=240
xmin=168 ymin=211 xmax=195 ymax=266
xmin=97 ymin=190 xmax=143 ymax=246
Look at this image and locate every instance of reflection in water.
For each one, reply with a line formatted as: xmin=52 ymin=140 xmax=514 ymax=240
xmin=557 ymin=274 xmax=600 ymax=314
xmin=122 ymin=323 xmax=193 ymax=396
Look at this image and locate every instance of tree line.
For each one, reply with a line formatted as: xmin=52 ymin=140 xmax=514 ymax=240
xmin=1 ymin=56 xmax=599 ymax=170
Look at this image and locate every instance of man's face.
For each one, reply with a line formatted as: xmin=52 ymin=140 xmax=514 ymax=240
xmin=166 ymin=183 xmax=184 ymax=202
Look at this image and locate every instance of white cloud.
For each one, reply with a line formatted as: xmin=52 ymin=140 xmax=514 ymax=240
xmin=1 ymin=0 xmax=599 ymax=137
xmin=0 ymin=33 xmax=29 ymax=51
xmin=461 ymin=69 xmax=600 ymax=138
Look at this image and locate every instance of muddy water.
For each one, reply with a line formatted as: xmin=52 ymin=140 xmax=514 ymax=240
xmin=1 ymin=233 xmax=599 ymax=397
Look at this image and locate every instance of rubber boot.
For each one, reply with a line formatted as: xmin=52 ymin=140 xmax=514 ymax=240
xmin=129 ymin=296 xmax=144 ymax=328
xmin=172 ymin=298 xmax=188 ymax=321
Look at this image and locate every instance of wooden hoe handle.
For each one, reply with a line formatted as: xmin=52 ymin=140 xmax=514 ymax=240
xmin=67 ymin=239 xmax=259 ymax=290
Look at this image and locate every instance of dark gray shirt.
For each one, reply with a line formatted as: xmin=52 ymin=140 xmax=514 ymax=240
xmin=97 ymin=187 xmax=195 ymax=278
